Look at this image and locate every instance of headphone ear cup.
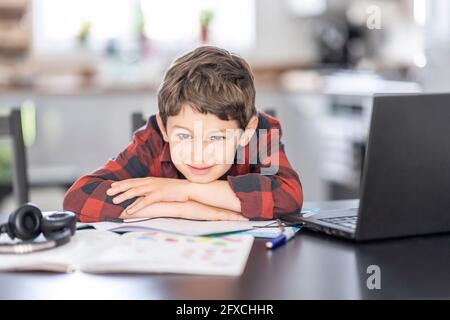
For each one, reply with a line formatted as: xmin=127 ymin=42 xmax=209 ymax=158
xmin=41 ymin=212 xmax=76 ymax=240
xmin=8 ymin=204 xmax=43 ymax=241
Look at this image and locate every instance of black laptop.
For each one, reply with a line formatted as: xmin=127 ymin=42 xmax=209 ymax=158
xmin=298 ymin=93 xmax=450 ymax=241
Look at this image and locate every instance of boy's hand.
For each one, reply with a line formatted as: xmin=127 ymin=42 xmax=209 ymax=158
xmin=107 ymin=177 xmax=190 ymax=213
xmin=119 ymin=199 xmax=248 ymax=221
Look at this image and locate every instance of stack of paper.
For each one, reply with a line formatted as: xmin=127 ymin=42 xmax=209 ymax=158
xmin=82 ymin=217 xmax=299 ymax=238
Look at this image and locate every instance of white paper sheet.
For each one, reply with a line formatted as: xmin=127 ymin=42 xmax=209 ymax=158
xmin=87 ymin=218 xmax=278 ymax=236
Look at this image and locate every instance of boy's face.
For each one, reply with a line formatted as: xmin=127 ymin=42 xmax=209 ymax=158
xmin=157 ymin=104 xmax=251 ymax=184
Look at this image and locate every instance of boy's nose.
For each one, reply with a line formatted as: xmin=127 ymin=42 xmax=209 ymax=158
xmin=189 ymin=139 xmax=204 ymax=162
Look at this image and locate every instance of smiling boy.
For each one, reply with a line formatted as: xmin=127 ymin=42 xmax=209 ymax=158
xmin=63 ymin=46 xmax=303 ymax=222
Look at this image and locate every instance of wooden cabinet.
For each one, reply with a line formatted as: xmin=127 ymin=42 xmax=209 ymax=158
xmin=0 ymin=0 xmax=32 ymax=88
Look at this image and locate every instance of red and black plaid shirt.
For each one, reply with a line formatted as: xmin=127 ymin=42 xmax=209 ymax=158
xmin=63 ymin=111 xmax=303 ymax=222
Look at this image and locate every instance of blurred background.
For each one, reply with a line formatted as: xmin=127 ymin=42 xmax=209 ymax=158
xmin=0 ymin=0 xmax=448 ymax=213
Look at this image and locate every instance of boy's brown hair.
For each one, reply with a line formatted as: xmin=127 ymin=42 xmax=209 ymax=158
xmin=158 ymin=46 xmax=256 ymax=129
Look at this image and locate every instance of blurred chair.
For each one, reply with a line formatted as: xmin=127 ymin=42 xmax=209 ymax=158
xmin=131 ymin=112 xmax=146 ymax=137
xmin=0 ymin=109 xmax=29 ymax=206
xmin=264 ymin=108 xmax=277 ymax=118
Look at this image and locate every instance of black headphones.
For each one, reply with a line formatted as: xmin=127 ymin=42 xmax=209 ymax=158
xmin=0 ymin=203 xmax=76 ymax=254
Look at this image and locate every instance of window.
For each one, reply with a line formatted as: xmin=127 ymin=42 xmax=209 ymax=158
xmin=32 ymin=0 xmax=255 ymax=54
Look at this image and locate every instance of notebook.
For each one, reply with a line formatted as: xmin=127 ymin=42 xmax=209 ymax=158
xmin=0 ymin=230 xmax=254 ymax=276
xmin=84 ymin=218 xmax=281 ymax=236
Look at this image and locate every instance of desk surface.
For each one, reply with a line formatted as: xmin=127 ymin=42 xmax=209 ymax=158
xmin=1 ymin=199 xmax=450 ymax=299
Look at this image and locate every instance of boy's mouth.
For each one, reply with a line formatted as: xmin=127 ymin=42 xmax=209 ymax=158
xmin=187 ymin=164 xmax=214 ymax=175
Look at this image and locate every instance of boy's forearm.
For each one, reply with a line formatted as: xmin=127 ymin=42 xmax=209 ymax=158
xmin=119 ymin=200 xmax=184 ymax=219
xmin=187 ymin=180 xmax=242 ymax=213
xmin=64 ymin=176 xmax=126 ymax=222
xmin=119 ymin=199 xmax=242 ymax=220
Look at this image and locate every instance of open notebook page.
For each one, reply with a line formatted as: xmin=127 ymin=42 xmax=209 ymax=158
xmin=0 ymin=230 xmax=254 ymax=276
xmin=87 ymin=217 xmax=278 ymax=236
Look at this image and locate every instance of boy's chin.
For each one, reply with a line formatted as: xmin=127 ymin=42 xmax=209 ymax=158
xmin=185 ymin=174 xmax=216 ymax=184
xmin=177 ymin=164 xmax=231 ymax=184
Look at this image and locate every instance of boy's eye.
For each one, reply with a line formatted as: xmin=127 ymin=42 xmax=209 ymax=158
xmin=177 ymin=133 xmax=192 ymax=140
xmin=210 ymin=135 xmax=226 ymax=141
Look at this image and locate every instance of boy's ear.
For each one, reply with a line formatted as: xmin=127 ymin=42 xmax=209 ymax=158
xmin=156 ymin=113 xmax=169 ymax=142
xmin=239 ymin=115 xmax=259 ymax=147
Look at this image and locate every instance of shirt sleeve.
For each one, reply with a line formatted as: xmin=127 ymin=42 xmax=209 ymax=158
xmin=63 ymin=119 xmax=160 ymax=222
xmin=227 ymin=114 xmax=303 ymax=220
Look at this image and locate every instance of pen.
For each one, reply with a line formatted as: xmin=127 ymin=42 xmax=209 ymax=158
xmin=265 ymin=228 xmax=296 ymax=250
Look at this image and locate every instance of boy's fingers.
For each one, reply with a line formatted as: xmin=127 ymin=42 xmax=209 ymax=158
xmin=124 ymin=197 xmax=143 ymax=213
xmin=109 ymin=183 xmax=136 ymax=194
xmin=111 ymin=178 xmax=142 ymax=187
xmin=113 ymin=187 xmax=151 ymax=204
xmin=112 ymin=178 xmax=135 ymax=185
xmin=110 ymin=178 xmax=152 ymax=193
xmin=129 ymin=196 xmax=144 ymax=207
xmin=126 ymin=200 xmax=146 ymax=214
xmin=126 ymin=193 xmax=160 ymax=214
xmin=106 ymin=188 xmax=121 ymax=196
xmin=107 ymin=186 xmax=129 ymax=196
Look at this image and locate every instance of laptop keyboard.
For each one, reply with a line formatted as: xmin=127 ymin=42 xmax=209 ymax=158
xmin=319 ymin=216 xmax=358 ymax=229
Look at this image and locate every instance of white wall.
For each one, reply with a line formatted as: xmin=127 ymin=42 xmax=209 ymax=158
xmin=249 ymin=0 xmax=318 ymax=65
xmin=422 ymin=0 xmax=450 ymax=91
